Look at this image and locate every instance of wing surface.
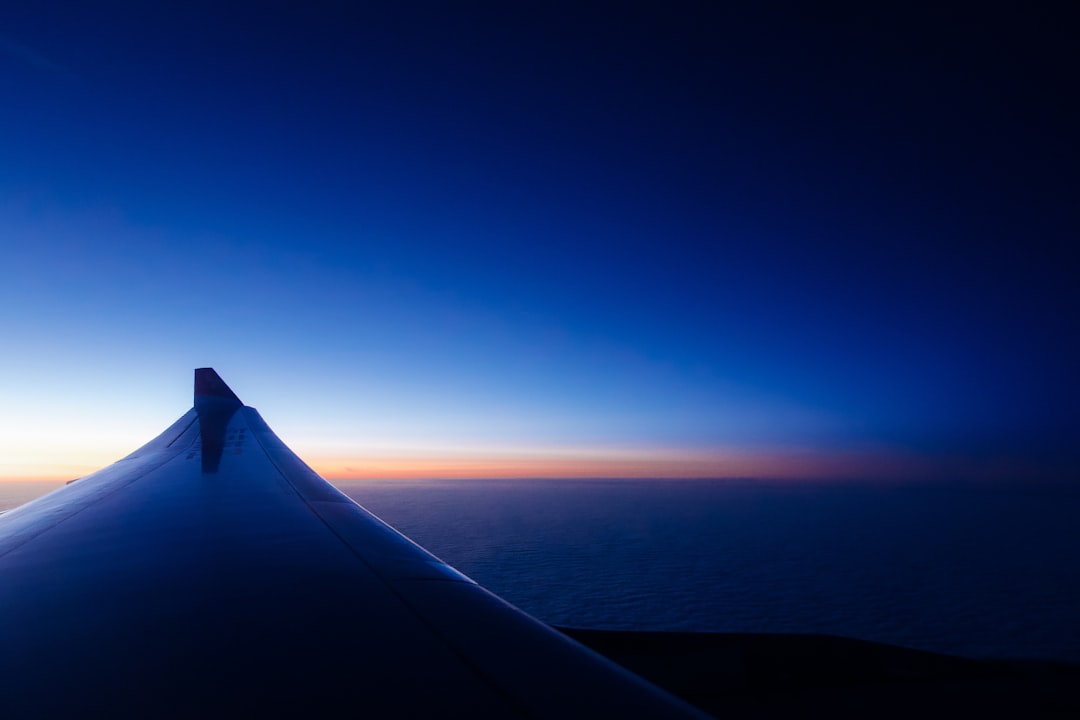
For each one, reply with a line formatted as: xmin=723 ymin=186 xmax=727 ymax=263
xmin=0 ymin=369 xmax=706 ymax=718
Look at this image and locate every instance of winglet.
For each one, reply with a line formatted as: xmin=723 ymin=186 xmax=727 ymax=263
xmin=194 ymin=368 xmax=242 ymax=407
xmin=194 ymin=368 xmax=241 ymax=474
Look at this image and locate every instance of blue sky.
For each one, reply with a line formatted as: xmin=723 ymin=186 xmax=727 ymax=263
xmin=0 ymin=3 xmax=1076 ymax=481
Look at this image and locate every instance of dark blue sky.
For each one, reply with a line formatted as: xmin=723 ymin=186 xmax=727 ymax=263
xmin=1 ymin=2 xmax=1076 ymax=480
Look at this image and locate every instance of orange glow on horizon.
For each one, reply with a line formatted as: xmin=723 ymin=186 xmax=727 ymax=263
xmin=305 ymin=447 xmax=938 ymax=481
xmin=0 ymin=446 xmax=1034 ymax=484
xmin=0 ymin=464 xmax=108 ymax=484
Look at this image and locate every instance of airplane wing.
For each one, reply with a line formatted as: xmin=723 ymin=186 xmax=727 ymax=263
xmin=0 ymin=369 xmax=707 ymax=718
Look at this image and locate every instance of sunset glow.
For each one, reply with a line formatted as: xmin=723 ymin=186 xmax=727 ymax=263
xmin=0 ymin=3 xmax=1074 ymax=485
xmin=304 ymin=446 xmax=939 ymax=482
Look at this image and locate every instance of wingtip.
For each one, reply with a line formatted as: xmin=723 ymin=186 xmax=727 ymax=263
xmin=194 ymin=368 xmax=242 ymax=405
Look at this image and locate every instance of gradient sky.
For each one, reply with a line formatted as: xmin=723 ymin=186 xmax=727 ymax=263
xmin=0 ymin=2 xmax=1076 ymax=481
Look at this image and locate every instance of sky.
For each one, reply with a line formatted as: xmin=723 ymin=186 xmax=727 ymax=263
xmin=0 ymin=2 xmax=1076 ymax=482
